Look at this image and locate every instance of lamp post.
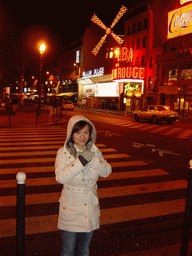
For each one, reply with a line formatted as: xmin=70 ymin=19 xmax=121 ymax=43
xmin=36 ymin=43 xmax=46 ymax=126
xmin=37 ymin=44 xmax=46 ymax=115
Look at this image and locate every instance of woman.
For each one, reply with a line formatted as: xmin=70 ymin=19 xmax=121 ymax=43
xmin=55 ymin=115 xmax=112 ymax=256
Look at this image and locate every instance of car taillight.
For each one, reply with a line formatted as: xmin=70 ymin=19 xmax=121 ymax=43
xmin=163 ymin=114 xmax=168 ymax=117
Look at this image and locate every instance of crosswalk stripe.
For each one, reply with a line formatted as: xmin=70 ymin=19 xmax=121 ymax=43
xmin=0 ymin=153 xmax=131 ymax=165
xmin=0 ymin=141 xmax=64 ymax=147
xmin=163 ymin=128 xmax=182 ymax=135
xmin=0 ymin=161 xmax=148 ymax=176
xmin=99 ymin=169 xmax=169 ymax=180
xmin=0 ymin=143 xmax=106 ymax=149
xmin=97 ymin=180 xmax=187 ymax=198
xmin=0 ymin=168 xmax=172 ymax=190
xmin=139 ymin=125 xmax=159 ymax=131
xmin=0 ymin=199 xmax=186 ymax=237
xmin=100 ymin=199 xmax=186 ymax=225
xmin=0 ymin=177 xmax=184 ymax=208
xmin=0 ymin=147 xmax=117 ymax=157
xmin=150 ymin=126 xmax=169 ymax=133
xmin=176 ymin=130 xmax=192 ymax=138
xmin=0 ymin=125 xmax=188 ymax=242
xmin=0 ymin=137 xmax=65 ymax=142
xmin=0 ymin=134 xmax=67 ymax=139
xmin=0 ymin=169 xmax=169 ymax=207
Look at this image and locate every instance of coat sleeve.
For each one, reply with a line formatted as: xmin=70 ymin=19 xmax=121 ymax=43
xmin=55 ymin=147 xmax=85 ymax=184
xmin=89 ymin=148 xmax=112 ymax=178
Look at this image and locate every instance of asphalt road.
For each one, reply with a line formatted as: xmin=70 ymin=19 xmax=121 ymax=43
xmin=1 ymin=109 xmax=192 ymax=255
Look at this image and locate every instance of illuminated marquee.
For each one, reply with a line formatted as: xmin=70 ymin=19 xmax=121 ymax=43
xmin=168 ymin=3 xmax=192 ymax=39
xmin=112 ymin=67 xmax=145 ymax=80
xmin=115 ymin=47 xmax=133 ymax=63
xmin=180 ymin=0 xmax=192 ymax=5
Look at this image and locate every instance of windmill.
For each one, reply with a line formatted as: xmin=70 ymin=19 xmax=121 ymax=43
xmin=91 ymin=5 xmax=128 ymax=56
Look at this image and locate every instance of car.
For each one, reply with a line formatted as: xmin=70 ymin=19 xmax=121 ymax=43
xmin=60 ymin=101 xmax=74 ymax=111
xmin=133 ymin=105 xmax=179 ymax=124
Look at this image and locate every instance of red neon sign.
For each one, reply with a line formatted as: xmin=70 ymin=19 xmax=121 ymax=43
xmin=112 ymin=66 xmax=145 ymax=80
xmin=116 ymin=47 xmax=133 ymax=63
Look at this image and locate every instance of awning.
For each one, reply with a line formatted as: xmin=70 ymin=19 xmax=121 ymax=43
xmin=77 ymin=74 xmax=113 ymax=85
xmin=56 ymin=92 xmax=77 ymax=97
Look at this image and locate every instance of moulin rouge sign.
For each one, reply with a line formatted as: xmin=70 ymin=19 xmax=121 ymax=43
xmin=168 ymin=1 xmax=192 ymax=39
xmin=112 ymin=67 xmax=145 ymax=80
xmin=112 ymin=47 xmax=145 ymax=80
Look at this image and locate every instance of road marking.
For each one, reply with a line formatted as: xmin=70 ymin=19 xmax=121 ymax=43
xmin=150 ymin=126 xmax=169 ymax=133
xmin=0 ymin=199 xmax=186 ymax=237
xmin=163 ymin=128 xmax=182 ymax=135
xmin=0 ymin=153 xmax=131 ymax=165
xmin=0 ymin=147 xmax=116 ymax=157
xmin=100 ymin=199 xmax=186 ymax=225
xmin=0 ymin=161 xmax=148 ymax=176
xmin=139 ymin=125 xmax=159 ymax=131
xmin=0 ymin=137 xmax=66 ymax=142
xmin=177 ymin=130 xmax=192 ymax=138
xmin=99 ymin=169 xmax=169 ymax=180
xmin=98 ymin=180 xmax=187 ymax=198
xmin=0 ymin=169 xmax=169 ymax=207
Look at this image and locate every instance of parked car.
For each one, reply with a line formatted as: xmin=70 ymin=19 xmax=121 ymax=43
xmin=60 ymin=101 xmax=74 ymax=111
xmin=133 ymin=105 xmax=179 ymax=124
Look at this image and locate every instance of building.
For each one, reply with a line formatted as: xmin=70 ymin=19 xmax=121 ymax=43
xmin=77 ymin=23 xmax=121 ymax=110
xmin=57 ymin=38 xmax=83 ymax=102
xmin=152 ymin=0 xmax=192 ymax=116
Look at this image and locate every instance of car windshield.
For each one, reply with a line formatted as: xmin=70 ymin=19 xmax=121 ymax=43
xmin=158 ymin=106 xmax=171 ymax=111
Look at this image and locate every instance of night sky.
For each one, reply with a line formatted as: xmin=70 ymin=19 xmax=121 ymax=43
xmin=0 ymin=1 xmax=148 ymax=86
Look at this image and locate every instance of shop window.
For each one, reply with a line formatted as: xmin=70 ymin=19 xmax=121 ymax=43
xmin=168 ymin=69 xmax=178 ymax=81
xmin=106 ymin=48 xmax=114 ymax=59
xmin=142 ymin=36 xmax=147 ymax=48
xmin=109 ymin=48 xmax=114 ymax=58
xmin=136 ymin=38 xmax=140 ymax=49
xmin=141 ymin=56 xmax=146 ymax=66
xmin=180 ymin=69 xmax=192 ymax=80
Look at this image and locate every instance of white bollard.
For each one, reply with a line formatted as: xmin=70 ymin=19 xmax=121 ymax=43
xmin=16 ymin=172 xmax=26 ymax=184
xmin=16 ymin=172 xmax=26 ymax=256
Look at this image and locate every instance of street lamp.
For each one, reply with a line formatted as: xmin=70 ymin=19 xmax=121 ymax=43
xmin=36 ymin=43 xmax=46 ymax=126
xmin=37 ymin=43 xmax=46 ymax=116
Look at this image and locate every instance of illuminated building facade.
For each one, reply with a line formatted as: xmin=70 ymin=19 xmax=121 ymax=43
xmin=153 ymin=0 xmax=192 ymax=116
xmin=77 ymin=24 xmax=121 ymax=110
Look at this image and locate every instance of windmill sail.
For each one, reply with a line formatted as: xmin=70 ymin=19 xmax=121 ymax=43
xmin=91 ymin=5 xmax=128 ymax=56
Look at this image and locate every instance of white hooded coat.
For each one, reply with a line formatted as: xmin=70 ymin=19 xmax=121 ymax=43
xmin=55 ymin=115 xmax=112 ymax=232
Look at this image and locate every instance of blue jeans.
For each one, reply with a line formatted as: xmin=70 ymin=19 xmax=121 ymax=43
xmin=60 ymin=230 xmax=94 ymax=256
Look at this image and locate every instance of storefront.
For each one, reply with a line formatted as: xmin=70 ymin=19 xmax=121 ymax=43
xmin=157 ymin=0 xmax=192 ymax=116
xmin=112 ymin=66 xmax=145 ymax=111
xmin=77 ymin=67 xmax=119 ymax=109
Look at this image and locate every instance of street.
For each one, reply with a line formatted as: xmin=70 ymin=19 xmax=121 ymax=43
xmin=0 ymin=109 xmax=192 ymax=255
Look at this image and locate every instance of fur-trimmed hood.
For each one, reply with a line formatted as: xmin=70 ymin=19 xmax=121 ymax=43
xmin=65 ymin=115 xmax=96 ymax=156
